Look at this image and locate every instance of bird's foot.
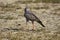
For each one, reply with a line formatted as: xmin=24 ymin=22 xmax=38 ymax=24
xmin=29 ymin=28 xmax=35 ymax=31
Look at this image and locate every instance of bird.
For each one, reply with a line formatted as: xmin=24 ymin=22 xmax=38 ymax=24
xmin=24 ymin=5 xmax=45 ymax=30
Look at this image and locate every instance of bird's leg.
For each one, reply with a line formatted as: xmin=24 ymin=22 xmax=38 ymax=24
xmin=26 ymin=19 xmax=29 ymax=29
xmin=32 ymin=21 xmax=35 ymax=30
xmin=26 ymin=20 xmax=28 ymax=27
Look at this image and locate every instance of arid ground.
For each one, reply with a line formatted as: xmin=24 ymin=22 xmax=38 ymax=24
xmin=0 ymin=0 xmax=60 ymax=40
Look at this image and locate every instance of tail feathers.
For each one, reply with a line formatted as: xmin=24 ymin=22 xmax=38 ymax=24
xmin=37 ymin=20 xmax=45 ymax=27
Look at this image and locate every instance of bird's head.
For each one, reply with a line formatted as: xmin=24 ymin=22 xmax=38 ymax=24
xmin=24 ymin=4 xmax=30 ymax=12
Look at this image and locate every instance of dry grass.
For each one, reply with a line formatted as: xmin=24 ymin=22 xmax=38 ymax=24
xmin=0 ymin=0 xmax=60 ymax=40
xmin=0 ymin=29 xmax=60 ymax=40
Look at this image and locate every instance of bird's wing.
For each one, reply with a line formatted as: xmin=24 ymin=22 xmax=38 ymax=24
xmin=27 ymin=11 xmax=40 ymax=21
xmin=31 ymin=13 xmax=40 ymax=21
xmin=31 ymin=13 xmax=45 ymax=27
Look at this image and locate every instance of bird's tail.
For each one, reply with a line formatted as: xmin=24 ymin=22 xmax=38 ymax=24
xmin=37 ymin=20 xmax=45 ymax=27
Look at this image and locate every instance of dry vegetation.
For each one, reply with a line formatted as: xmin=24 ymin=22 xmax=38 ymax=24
xmin=0 ymin=0 xmax=60 ymax=40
